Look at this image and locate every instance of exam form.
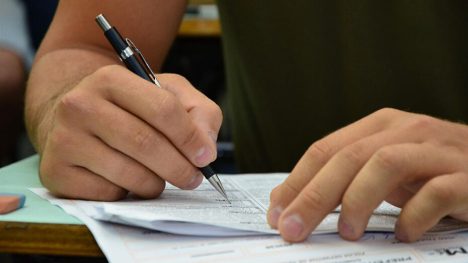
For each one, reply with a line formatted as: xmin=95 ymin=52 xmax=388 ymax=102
xmin=91 ymin=173 xmax=468 ymax=235
xmin=32 ymin=173 xmax=468 ymax=263
xmin=92 ymin=174 xmax=281 ymax=236
xmin=29 ymin=189 xmax=468 ymax=263
xmin=32 ymin=173 xmax=468 ymax=237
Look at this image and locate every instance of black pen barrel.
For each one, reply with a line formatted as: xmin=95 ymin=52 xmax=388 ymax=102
xmin=122 ymin=55 xmax=153 ymax=82
xmin=104 ymin=28 xmax=152 ymax=82
xmin=200 ymin=166 xmax=215 ymax=179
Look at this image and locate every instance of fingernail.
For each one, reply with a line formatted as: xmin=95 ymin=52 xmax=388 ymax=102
xmin=395 ymin=222 xmax=408 ymax=242
xmin=339 ymin=218 xmax=355 ymax=239
xmin=186 ymin=174 xmax=203 ymax=189
xmin=281 ymin=214 xmax=304 ymax=240
xmin=195 ymin=147 xmax=213 ymax=166
xmin=268 ymin=206 xmax=283 ymax=228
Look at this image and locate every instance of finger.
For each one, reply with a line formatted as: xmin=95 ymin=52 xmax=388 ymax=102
xmin=76 ymin=97 xmax=204 ymax=190
xmin=89 ymin=66 xmax=216 ymax=167
xmin=339 ymin=143 xmax=460 ymax=240
xmin=40 ymin=154 xmax=126 ymax=201
xmin=268 ymin=108 xmax=403 ymax=227
xmin=395 ymin=172 xmax=468 ymax=242
xmin=269 ymin=114 xmax=419 ymax=231
xmin=276 ymin=126 xmax=463 ymax=242
xmin=160 ymin=73 xmax=223 ymax=144
xmin=55 ymin=129 xmax=166 ymax=199
xmin=274 ymin=127 xmax=451 ymax=242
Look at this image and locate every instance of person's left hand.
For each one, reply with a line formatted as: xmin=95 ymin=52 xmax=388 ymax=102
xmin=267 ymin=108 xmax=468 ymax=243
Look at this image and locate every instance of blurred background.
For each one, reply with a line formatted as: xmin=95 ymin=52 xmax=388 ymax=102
xmin=0 ymin=0 xmax=236 ymax=172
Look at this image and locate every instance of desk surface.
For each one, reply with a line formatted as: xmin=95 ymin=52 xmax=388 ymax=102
xmin=179 ymin=19 xmax=220 ymax=37
xmin=0 ymin=156 xmax=102 ymax=256
xmin=180 ymin=2 xmax=221 ymax=37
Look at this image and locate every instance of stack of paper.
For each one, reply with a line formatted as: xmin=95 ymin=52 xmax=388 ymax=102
xmin=33 ymin=173 xmax=468 ymax=237
xmin=32 ymin=173 xmax=468 ymax=263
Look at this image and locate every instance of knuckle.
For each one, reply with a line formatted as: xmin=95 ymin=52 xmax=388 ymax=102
xmin=132 ymin=128 xmax=160 ymax=154
xmin=163 ymin=73 xmax=189 ymax=86
xmin=213 ymin=103 xmax=223 ymax=119
xmin=113 ymin=160 xmax=139 ymax=182
xmin=373 ymin=107 xmax=400 ymax=118
xmin=336 ymin=144 xmax=365 ymax=166
xmin=119 ymin=163 xmax=163 ymax=198
xmin=341 ymin=193 xmax=366 ymax=214
xmin=90 ymin=64 xmax=123 ymax=85
xmin=210 ymin=102 xmax=223 ymax=122
xmin=153 ymin=92 xmax=178 ymax=122
xmin=298 ymin=185 xmax=327 ymax=211
xmin=153 ymin=156 xmax=195 ymax=188
xmin=402 ymin=205 xmax=426 ymax=229
xmin=207 ymin=102 xmax=223 ymax=130
xmin=404 ymin=115 xmax=438 ymax=134
xmin=425 ymin=179 xmax=457 ymax=204
xmin=305 ymin=140 xmax=335 ymax=167
xmin=269 ymin=185 xmax=282 ymax=203
xmin=372 ymin=147 xmax=401 ymax=173
xmin=130 ymin=173 xmax=160 ymax=197
xmin=128 ymin=172 xmax=150 ymax=190
xmin=282 ymin=180 xmax=303 ymax=196
xmin=58 ymin=90 xmax=94 ymax=116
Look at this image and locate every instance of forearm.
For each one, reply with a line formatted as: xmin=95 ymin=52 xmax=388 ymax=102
xmin=25 ymin=0 xmax=187 ymax=154
xmin=25 ymin=47 xmax=118 ymax=153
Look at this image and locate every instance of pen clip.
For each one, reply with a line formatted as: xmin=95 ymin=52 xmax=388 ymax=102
xmin=125 ymin=38 xmax=162 ymax=87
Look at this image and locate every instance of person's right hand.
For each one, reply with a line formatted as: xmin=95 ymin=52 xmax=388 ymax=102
xmin=39 ymin=65 xmax=222 ymax=200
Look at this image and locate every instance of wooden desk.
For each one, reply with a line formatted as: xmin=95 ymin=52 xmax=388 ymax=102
xmin=0 ymin=156 xmax=103 ymax=257
xmin=179 ymin=19 xmax=220 ymax=37
xmin=0 ymin=222 xmax=101 ymax=256
xmin=180 ymin=1 xmax=221 ymax=37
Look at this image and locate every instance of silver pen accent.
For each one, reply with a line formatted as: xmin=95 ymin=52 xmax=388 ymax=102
xmin=200 ymin=167 xmax=231 ymax=203
xmin=208 ymin=176 xmax=230 ymax=203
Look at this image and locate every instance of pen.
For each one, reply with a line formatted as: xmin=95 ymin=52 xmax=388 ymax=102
xmin=95 ymin=14 xmax=230 ymax=203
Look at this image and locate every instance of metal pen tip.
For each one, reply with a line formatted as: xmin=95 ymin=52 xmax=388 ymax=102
xmin=207 ymin=174 xmax=231 ymax=204
xmin=222 ymin=192 xmax=232 ymax=204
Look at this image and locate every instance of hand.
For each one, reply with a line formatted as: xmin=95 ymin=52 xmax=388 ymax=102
xmin=267 ymin=108 xmax=468 ymax=242
xmin=39 ymin=65 xmax=222 ymax=200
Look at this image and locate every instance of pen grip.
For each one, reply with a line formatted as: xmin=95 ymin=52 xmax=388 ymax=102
xmin=104 ymin=28 xmax=127 ymax=56
xmin=123 ymin=56 xmax=153 ymax=83
xmin=104 ymin=28 xmax=153 ymax=83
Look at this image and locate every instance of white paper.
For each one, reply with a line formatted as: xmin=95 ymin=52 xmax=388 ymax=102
xmin=29 ymin=188 xmax=468 ymax=263
xmin=94 ymin=174 xmax=282 ymax=236
xmin=31 ymin=174 xmax=468 ymax=263
xmin=31 ymin=173 xmax=468 ymax=236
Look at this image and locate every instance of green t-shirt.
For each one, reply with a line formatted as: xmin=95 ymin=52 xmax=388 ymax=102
xmin=216 ymin=1 xmax=468 ymax=172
